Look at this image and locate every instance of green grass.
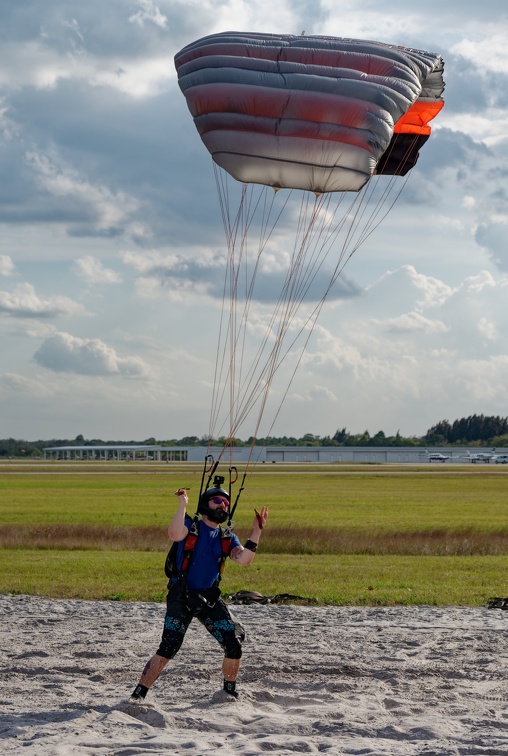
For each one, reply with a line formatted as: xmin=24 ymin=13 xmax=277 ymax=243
xmin=2 ymin=468 xmax=508 ymax=532
xmin=0 ymin=550 xmax=505 ymax=606
xmin=1 ymin=463 xmax=508 ymax=604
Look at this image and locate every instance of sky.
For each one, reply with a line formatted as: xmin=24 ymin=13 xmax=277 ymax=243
xmin=1 ymin=0 xmax=508 ymax=443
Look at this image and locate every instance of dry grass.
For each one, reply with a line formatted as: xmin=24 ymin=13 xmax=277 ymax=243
xmin=0 ymin=524 xmax=169 ymax=551
xmin=2 ymin=523 xmax=508 ymax=556
xmin=262 ymin=526 xmax=508 ymax=556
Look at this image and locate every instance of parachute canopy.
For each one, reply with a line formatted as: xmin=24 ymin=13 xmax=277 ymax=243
xmin=174 ymin=31 xmax=445 ymax=194
xmin=172 ymin=32 xmax=445 ymax=462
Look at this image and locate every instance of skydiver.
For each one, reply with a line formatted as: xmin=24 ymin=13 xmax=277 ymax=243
xmin=130 ymin=485 xmax=268 ymax=703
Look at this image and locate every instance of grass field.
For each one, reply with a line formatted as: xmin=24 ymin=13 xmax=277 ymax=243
xmin=1 ymin=460 xmax=507 ymax=605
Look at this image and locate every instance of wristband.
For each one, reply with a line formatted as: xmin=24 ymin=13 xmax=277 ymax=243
xmin=244 ymin=539 xmax=258 ymax=553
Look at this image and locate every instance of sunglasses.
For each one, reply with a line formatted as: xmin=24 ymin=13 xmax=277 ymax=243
xmin=210 ymin=497 xmax=229 ymax=506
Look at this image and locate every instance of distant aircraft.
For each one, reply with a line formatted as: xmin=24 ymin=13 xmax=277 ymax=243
xmin=463 ymin=449 xmax=497 ymax=463
xmin=424 ymin=449 xmax=450 ymax=462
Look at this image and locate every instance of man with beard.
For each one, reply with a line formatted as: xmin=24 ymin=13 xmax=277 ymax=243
xmin=130 ymin=482 xmax=268 ymax=702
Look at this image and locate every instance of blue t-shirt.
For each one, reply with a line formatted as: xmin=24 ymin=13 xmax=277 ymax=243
xmin=176 ymin=516 xmax=241 ymax=591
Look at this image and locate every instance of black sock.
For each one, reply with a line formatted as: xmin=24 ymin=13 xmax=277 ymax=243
xmin=131 ymin=684 xmax=149 ymax=700
xmin=223 ymin=679 xmax=239 ymax=698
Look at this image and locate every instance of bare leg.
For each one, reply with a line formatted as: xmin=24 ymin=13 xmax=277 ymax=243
xmin=222 ymin=657 xmax=241 ymax=698
xmin=222 ymin=657 xmax=241 ymax=682
xmin=138 ymin=653 xmax=170 ymax=688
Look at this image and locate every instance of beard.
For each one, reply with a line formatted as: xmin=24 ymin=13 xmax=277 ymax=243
xmin=202 ymin=506 xmax=229 ymax=523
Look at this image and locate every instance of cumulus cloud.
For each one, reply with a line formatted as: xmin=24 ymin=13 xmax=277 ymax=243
xmin=0 ymin=0 xmax=175 ymax=96
xmin=476 ymin=221 xmax=508 ymax=271
xmin=123 ymin=246 xmax=361 ymax=304
xmin=0 ymin=283 xmax=87 ymax=318
xmin=291 ymin=260 xmax=508 ymax=432
xmin=26 ymin=150 xmax=139 ymax=237
xmin=73 ymin=256 xmax=122 ymax=284
xmin=129 ymin=1 xmax=168 ymax=29
xmin=0 ymin=101 xmax=19 ymax=140
xmin=33 ymin=332 xmax=149 ymax=376
xmin=381 ymin=312 xmax=449 ymax=334
xmin=452 ymin=34 xmax=508 ymax=76
xmin=122 ymin=249 xmax=202 ymax=276
xmin=477 ymin=315 xmax=498 ymax=342
xmin=451 ymin=354 xmax=508 ymax=403
xmin=292 ymin=384 xmax=338 ymax=403
xmin=0 ymin=255 xmax=15 ymax=277
xmin=369 ymin=266 xmax=456 ymax=312
xmin=313 ymin=268 xmax=499 ymax=373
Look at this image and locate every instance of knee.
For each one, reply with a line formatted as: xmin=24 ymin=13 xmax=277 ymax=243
xmin=156 ymin=641 xmax=178 ymax=659
xmin=224 ymin=639 xmax=243 ymax=660
xmin=157 ymin=614 xmax=186 ymax=659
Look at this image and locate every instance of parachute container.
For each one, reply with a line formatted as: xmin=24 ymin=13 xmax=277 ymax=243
xmin=175 ymin=32 xmax=445 ymax=193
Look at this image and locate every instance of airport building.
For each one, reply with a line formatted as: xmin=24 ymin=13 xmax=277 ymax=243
xmin=41 ymin=445 xmax=498 ymax=464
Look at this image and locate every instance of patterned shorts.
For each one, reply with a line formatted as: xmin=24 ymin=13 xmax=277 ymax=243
xmin=156 ymin=586 xmax=244 ymax=660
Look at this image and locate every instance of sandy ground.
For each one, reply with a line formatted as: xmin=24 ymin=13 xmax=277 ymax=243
xmin=1 ymin=594 xmax=507 ymax=755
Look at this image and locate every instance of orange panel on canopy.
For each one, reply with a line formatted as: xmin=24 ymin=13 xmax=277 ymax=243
xmin=394 ymin=101 xmax=444 ymax=135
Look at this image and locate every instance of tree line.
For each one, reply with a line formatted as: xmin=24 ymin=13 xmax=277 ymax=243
xmin=2 ymin=415 xmax=508 ymax=457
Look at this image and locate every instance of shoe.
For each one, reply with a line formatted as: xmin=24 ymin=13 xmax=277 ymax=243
xmin=130 ymin=684 xmax=148 ymax=703
xmin=223 ymin=680 xmax=239 ymax=698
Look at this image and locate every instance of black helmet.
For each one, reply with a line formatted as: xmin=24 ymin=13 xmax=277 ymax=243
xmin=197 ymin=486 xmax=230 ymax=523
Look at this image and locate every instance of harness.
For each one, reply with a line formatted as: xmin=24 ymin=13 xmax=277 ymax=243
xmin=164 ymin=515 xmax=233 ymax=587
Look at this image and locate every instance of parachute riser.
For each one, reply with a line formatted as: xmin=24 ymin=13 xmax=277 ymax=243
xmin=228 ymin=469 xmax=246 ymax=525
xmin=198 ymin=454 xmax=218 ymax=504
